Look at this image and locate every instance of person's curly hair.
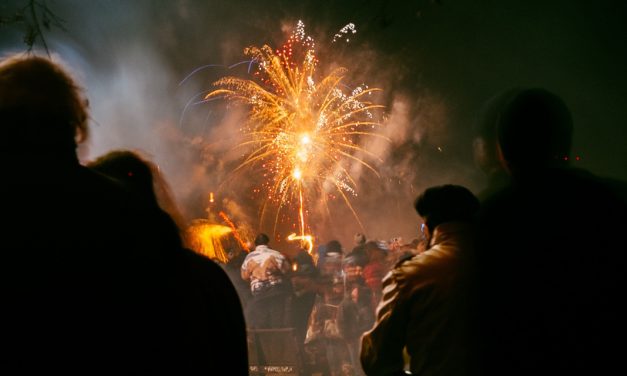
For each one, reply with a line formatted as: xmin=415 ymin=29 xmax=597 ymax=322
xmin=0 ymin=54 xmax=89 ymax=153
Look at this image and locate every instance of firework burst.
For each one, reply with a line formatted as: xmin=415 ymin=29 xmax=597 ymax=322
xmin=206 ymin=21 xmax=386 ymax=242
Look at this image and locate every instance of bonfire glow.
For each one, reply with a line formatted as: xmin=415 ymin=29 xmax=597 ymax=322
xmin=187 ymin=221 xmax=232 ymax=263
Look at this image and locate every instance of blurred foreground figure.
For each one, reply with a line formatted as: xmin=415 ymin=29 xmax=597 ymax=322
xmin=476 ymin=88 xmax=627 ymax=375
xmin=361 ymin=185 xmax=480 ymax=376
xmin=88 ymin=149 xmax=248 ymax=374
xmin=472 ymin=88 xmax=522 ymax=200
xmin=0 ymin=54 xmax=247 ymax=374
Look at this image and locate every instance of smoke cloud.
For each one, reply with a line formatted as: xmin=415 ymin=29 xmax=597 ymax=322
xmin=0 ymin=0 xmax=491 ymax=250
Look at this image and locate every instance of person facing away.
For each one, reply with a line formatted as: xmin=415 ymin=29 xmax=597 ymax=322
xmin=241 ymin=233 xmax=291 ymax=328
xmin=471 ymin=88 xmax=523 ymax=201
xmin=360 ymin=184 xmax=480 ymax=376
xmin=362 ymin=240 xmax=388 ymax=307
xmin=289 ymin=246 xmax=319 ymax=344
xmin=88 ymin=149 xmax=248 ymax=374
xmin=0 ymin=53 xmax=249 ymax=374
xmin=475 ymin=87 xmax=627 ymax=375
xmin=346 ymin=232 xmax=369 ymax=268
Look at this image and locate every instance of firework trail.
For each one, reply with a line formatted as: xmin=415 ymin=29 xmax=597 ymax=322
xmin=205 ymin=21 xmax=387 ymax=243
xmin=219 ymin=211 xmax=250 ymax=252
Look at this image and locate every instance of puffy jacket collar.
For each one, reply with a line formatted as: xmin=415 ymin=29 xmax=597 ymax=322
xmin=430 ymin=221 xmax=474 ymax=249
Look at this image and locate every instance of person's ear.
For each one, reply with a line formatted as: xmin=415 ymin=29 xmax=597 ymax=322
xmin=497 ymin=143 xmax=512 ymax=174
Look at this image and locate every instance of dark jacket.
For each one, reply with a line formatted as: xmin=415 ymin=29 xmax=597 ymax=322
xmin=1 ymin=156 xmax=248 ymax=375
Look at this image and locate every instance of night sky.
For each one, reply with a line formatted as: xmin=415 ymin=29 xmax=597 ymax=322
xmin=2 ymin=0 xmax=626 ymax=245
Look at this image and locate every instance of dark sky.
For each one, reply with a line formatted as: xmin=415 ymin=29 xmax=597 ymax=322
xmin=2 ymin=0 xmax=626 ymax=246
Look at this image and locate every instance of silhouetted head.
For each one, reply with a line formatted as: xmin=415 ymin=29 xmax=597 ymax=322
xmin=0 ymin=54 xmax=88 ymax=159
xmin=496 ymin=88 xmax=573 ymax=175
xmin=414 ymin=184 xmax=480 ymax=231
xmin=87 ymin=149 xmax=187 ymax=232
xmin=364 ymin=240 xmax=386 ymax=260
xmin=326 ymin=240 xmax=343 ymax=256
xmin=473 ymin=88 xmax=524 ymax=177
xmin=254 ymin=233 xmax=270 ymax=246
xmin=88 ymin=150 xmax=158 ymax=206
xmin=354 ymin=233 xmax=366 ymax=246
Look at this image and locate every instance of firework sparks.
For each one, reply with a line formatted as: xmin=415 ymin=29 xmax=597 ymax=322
xmin=205 ymin=20 xmax=386 ymax=239
xmin=187 ymin=220 xmax=232 ymax=263
xmin=287 ymin=232 xmax=314 ymax=254
xmin=219 ymin=211 xmax=250 ymax=252
xmin=332 ymin=23 xmax=357 ymax=43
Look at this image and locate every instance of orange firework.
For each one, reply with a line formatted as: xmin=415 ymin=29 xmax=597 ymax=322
xmin=219 ymin=211 xmax=250 ymax=252
xmin=206 ymin=21 xmax=386 ymax=240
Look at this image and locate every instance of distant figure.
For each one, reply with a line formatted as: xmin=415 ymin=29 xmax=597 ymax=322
xmin=241 ymin=233 xmax=291 ymax=328
xmin=319 ymin=239 xmax=344 ymax=281
xmin=289 ymin=247 xmax=319 ymax=338
xmin=88 ymin=149 xmax=248 ymax=373
xmin=361 ymin=185 xmax=480 ymax=376
xmin=345 ymin=233 xmax=369 ymax=267
xmin=289 ymin=246 xmax=320 ymax=367
xmin=362 ymin=240 xmax=387 ymax=306
xmin=475 ymin=87 xmax=627 ymax=375
xmin=0 ymin=54 xmax=249 ymax=374
xmin=338 ymin=284 xmax=375 ymax=376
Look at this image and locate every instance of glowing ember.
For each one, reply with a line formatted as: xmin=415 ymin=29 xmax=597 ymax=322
xmin=287 ymin=232 xmax=314 ymax=254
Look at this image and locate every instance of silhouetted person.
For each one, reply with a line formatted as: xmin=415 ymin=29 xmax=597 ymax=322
xmin=0 ymin=54 xmax=248 ymax=374
xmin=88 ymin=149 xmax=248 ymax=374
xmin=475 ymin=87 xmax=627 ymax=375
xmin=361 ymin=185 xmax=480 ymax=376
xmin=472 ymin=88 xmax=521 ymax=200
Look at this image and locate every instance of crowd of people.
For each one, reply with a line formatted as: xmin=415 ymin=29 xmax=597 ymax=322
xmin=2 ymin=52 xmax=626 ymax=376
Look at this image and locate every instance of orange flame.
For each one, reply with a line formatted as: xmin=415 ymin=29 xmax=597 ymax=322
xmin=219 ymin=211 xmax=250 ymax=252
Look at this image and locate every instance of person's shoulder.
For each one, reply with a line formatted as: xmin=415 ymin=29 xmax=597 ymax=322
xmin=180 ymin=248 xmax=234 ymax=284
xmin=76 ymin=165 xmax=130 ymax=197
xmin=242 ymin=250 xmax=257 ymax=263
xmin=270 ymin=247 xmax=286 ymax=258
xmin=393 ymin=252 xmax=415 ymax=268
xmin=576 ymin=169 xmax=627 ymax=205
xmin=554 ymin=168 xmax=627 ymax=210
xmin=394 ymin=248 xmax=449 ymax=280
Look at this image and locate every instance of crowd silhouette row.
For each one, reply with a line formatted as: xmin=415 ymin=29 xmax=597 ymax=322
xmin=1 ymin=54 xmax=626 ymax=375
